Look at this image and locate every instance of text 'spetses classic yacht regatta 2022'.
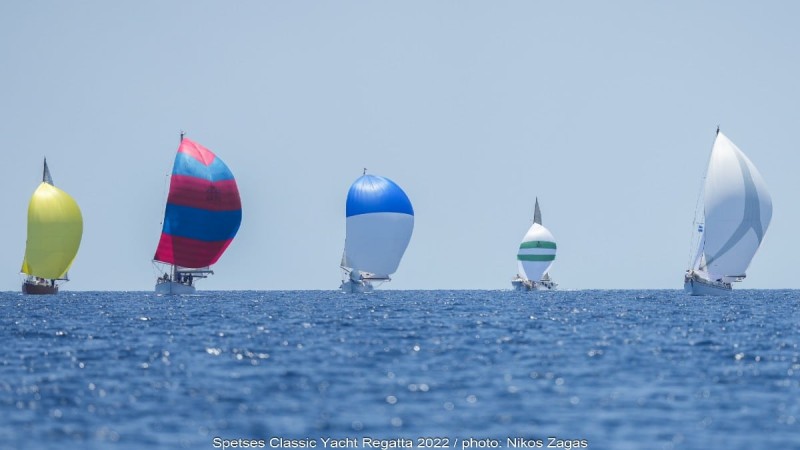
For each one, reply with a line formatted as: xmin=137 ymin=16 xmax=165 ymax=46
xmin=21 ymin=159 xmax=83 ymax=295
xmin=684 ymin=129 xmax=772 ymax=296
xmin=153 ymin=135 xmax=242 ymax=295
xmin=340 ymin=171 xmax=414 ymax=293
xmin=512 ymin=198 xmax=557 ymax=291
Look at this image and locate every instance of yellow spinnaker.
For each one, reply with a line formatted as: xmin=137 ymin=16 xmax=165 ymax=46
xmin=21 ymin=183 xmax=83 ymax=279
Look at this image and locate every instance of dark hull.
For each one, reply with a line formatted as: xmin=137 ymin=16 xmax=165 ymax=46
xmin=22 ymin=282 xmax=58 ymax=295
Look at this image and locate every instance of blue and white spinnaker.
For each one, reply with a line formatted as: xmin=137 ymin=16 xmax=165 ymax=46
xmin=341 ymin=173 xmax=414 ymax=292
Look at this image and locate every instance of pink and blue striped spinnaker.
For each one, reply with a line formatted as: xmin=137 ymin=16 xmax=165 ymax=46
xmin=154 ymin=138 xmax=242 ymax=268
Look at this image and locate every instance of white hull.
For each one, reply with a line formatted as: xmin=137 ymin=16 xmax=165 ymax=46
xmin=340 ymin=279 xmax=374 ymax=294
xmin=155 ymin=281 xmax=196 ymax=295
xmin=683 ymin=273 xmax=731 ymax=296
xmin=511 ymin=278 xmax=557 ymax=291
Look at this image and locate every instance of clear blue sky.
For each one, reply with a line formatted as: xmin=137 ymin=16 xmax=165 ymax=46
xmin=2 ymin=1 xmax=798 ymax=291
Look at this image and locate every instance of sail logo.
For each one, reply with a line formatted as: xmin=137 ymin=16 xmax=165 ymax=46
xmin=206 ymin=186 xmax=221 ymax=203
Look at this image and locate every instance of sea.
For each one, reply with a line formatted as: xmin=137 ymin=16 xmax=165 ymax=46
xmin=0 ymin=290 xmax=798 ymax=450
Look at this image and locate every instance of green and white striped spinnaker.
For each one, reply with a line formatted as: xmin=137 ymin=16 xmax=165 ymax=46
xmin=516 ymin=199 xmax=556 ymax=282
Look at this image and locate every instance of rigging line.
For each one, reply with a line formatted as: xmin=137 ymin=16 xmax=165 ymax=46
xmin=159 ymin=172 xmax=170 ymax=226
xmin=687 ymin=131 xmax=717 ymax=269
xmin=687 ymin=169 xmax=707 ymax=269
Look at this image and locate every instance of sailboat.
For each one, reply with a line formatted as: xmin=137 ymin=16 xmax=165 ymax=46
xmin=340 ymin=171 xmax=414 ymax=293
xmin=20 ymin=159 xmax=83 ymax=295
xmin=153 ymin=135 xmax=242 ymax=295
xmin=512 ymin=198 xmax=557 ymax=291
xmin=684 ymin=129 xmax=772 ymax=296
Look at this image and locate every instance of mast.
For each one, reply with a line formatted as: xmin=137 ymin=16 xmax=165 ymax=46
xmin=163 ymin=131 xmax=187 ymax=280
xmin=533 ymin=197 xmax=542 ymax=225
xmin=686 ymin=127 xmax=717 ymax=270
xmin=173 ymin=131 xmax=185 ymax=277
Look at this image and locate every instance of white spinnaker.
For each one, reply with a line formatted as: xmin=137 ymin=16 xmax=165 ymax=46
xmin=702 ymin=132 xmax=772 ymax=280
xmin=345 ymin=212 xmax=414 ymax=277
xmin=517 ymin=223 xmax=556 ymax=282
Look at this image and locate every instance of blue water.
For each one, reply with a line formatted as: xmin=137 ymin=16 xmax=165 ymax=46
xmin=1 ymin=290 xmax=798 ymax=450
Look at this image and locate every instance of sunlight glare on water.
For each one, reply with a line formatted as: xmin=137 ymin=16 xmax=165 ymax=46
xmin=0 ymin=290 xmax=798 ymax=450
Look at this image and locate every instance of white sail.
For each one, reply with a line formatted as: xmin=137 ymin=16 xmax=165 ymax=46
xmin=517 ymin=222 xmax=556 ymax=282
xmin=346 ymin=212 xmax=413 ymax=277
xmin=699 ymin=132 xmax=772 ymax=281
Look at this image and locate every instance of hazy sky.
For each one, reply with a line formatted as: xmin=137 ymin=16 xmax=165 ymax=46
xmin=2 ymin=1 xmax=799 ymax=291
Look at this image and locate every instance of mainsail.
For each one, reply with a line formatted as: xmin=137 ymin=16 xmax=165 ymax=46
xmin=533 ymin=197 xmax=542 ymax=225
xmin=516 ymin=198 xmax=556 ymax=282
xmin=344 ymin=174 xmax=414 ymax=278
xmin=696 ymin=131 xmax=772 ymax=281
xmin=21 ymin=159 xmax=83 ymax=280
xmin=154 ymin=138 xmax=242 ymax=269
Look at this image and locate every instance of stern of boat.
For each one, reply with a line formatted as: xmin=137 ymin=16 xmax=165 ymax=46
xmin=22 ymin=280 xmax=58 ymax=295
xmin=155 ymin=280 xmax=197 ymax=295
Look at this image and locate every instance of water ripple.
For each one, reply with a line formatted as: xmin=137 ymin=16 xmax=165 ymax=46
xmin=0 ymin=290 xmax=799 ymax=449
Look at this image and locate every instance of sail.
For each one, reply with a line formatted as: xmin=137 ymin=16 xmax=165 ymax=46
xmin=43 ymin=158 xmax=53 ymax=185
xmin=701 ymin=132 xmax=772 ymax=280
xmin=690 ymin=232 xmax=705 ymax=271
xmin=533 ymin=197 xmax=542 ymax=225
xmin=517 ymin=222 xmax=556 ymax=282
xmin=517 ymin=200 xmax=556 ymax=282
xmin=154 ymin=138 xmax=242 ymax=269
xmin=340 ymin=249 xmax=353 ymax=270
xmin=344 ymin=174 xmax=414 ymax=277
xmin=21 ymin=163 xmax=83 ymax=280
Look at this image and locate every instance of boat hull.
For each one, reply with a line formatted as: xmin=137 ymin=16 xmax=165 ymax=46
xmin=340 ymin=280 xmax=374 ymax=294
xmin=22 ymin=281 xmax=58 ymax=295
xmin=155 ymin=281 xmax=196 ymax=295
xmin=683 ymin=274 xmax=731 ymax=296
xmin=511 ymin=279 xmax=557 ymax=291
